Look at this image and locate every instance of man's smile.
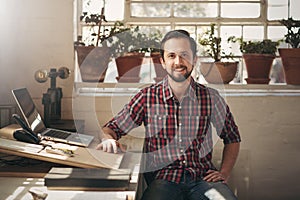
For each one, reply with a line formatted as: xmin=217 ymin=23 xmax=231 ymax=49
xmin=174 ymin=65 xmax=187 ymax=72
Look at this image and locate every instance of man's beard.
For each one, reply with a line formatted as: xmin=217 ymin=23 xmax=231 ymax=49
xmin=166 ymin=65 xmax=193 ymax=82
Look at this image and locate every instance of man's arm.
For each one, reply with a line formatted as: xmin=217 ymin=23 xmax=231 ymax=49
xmin=203 ymin=142 xmax=240 ymax=182
xmin=101 ymin=127 xmax=118 ymax=140
xmin=220 ymin=142 xmax=240 ymax=180
xmin=96 ymin=90 xmax=145 ymax=153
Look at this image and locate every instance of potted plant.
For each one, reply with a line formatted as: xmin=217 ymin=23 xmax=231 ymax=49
xmin=278 ymin=17 xmax=300 ymax=84
xmin=198 ymin=24 xmax=238 ymax=84
xmin=76 ymin=8 xmax=164 ymax=83
xmin=75 ymin=8 xmax=129 ymax=82
xmin=230 ymin=37 xmax=280 ymax=84
xmin=112 ymin=26 xmax=150 ymax=82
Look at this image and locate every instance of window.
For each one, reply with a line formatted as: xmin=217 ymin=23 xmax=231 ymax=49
xmin=75 ymin=0 xmax=299 ymax=84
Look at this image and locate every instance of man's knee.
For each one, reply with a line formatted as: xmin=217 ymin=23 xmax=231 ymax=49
xmin=188 ymin=181 xmax=237 ymax=200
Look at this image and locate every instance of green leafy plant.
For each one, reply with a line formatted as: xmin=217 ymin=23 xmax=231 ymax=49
xmin=198 ymin=24 xmax=234 ymax=62
xmin=146 ymin=30 xmax=163 ymax=53
xmin=109 ymin=28 xmax=163 ymax=57
xmin=109 ymin=26 xmax=146 ymax=57
xmin=279 ymin=17 xmax=300 ymax=48
xmin=78 ymin=11 xmax=162 ymax=58
xmin=79 ymin=11 xmax=130 ymax=47
xmin=79 ymin=12 xmax=147 ymax=57
xmin=228 ymin=37 xmax=280 ymax=55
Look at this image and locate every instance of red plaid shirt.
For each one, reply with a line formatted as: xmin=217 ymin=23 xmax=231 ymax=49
xmin=105 ymin=77 xmax=241 ymax=183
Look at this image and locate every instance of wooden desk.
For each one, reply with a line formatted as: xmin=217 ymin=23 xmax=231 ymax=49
xmin=0 ymin=138 xmax=144 ymax=200
xmin=0 ymin=138 xmax=125 ymax=169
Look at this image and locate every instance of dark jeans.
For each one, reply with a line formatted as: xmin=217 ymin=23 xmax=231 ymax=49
xmin=141 ymin=172 xmax=237 ymax=200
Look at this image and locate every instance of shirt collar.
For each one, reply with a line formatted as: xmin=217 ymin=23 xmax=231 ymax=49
xmin=162 ymin=76 xmax=197 ymax=102
xmin=162 ymin=77 xmax=173 ymax=102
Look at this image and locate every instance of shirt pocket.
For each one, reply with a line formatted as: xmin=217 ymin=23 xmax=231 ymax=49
xmin=145 ymin=114 xmax=178 ymax=153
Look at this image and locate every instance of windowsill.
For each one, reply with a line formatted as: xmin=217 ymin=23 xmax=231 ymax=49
xmin=221 ymin=84 xmax=300 ymax=96
xmin=74 ymin=82 xmax=300 ymax=97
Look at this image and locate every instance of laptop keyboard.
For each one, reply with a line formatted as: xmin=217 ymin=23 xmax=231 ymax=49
xmin=44 ymin=130 xmax=71 ymax=139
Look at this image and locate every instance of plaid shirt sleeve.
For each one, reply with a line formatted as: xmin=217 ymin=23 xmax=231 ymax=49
xmin=104 ymin=90 xmax=145 ymax=140
xmin=209 ymin=88 xmax=241 ymax=144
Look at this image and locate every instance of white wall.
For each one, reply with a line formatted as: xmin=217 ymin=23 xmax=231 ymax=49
xmin=73 ymin=91 xmax=300 ymax=200
xmin=0 ymin=0 xmax=75 ymax=106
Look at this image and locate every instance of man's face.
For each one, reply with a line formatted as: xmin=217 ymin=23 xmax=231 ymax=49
xmin=161 ymin=37 xmax=196 ymax=82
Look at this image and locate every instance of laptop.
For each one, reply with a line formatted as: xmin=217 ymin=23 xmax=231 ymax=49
xmin=12 ymin=88 xmax=94 ymax=147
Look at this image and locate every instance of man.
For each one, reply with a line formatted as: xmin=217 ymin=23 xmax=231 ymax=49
xmin=97 ymin=30 xmax=241 ymax=200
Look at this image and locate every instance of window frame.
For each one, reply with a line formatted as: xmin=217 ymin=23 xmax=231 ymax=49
xmin=74 ymin=0 xmax=294 ymax=85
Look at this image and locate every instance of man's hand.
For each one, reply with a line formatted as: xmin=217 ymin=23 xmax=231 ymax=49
xmin=96 ymin=138 xmax=126 ymax=154
xmin=203 ymin=170 xmax=228 ymax=183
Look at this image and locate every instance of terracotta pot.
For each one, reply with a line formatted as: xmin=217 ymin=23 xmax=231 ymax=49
xmin=245 ymin=78 xmax=270 ymax=84
xmin=243 ymin=54 xmax=275 ymax=84
xmin=200 ymin=62 xmax=238 ymax=84
xmin=151 ymin=53 xmax=167 ymax=82
xmin=115 ymin=53 xmax=144 ymax=82
xmin=75 ymin=46 xmax=111 ymax=82
xmin=279 ymin=48 xmax=300 ymax=85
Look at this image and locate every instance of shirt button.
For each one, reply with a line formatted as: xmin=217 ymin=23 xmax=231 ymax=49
xmin=182 ymin=160 xmax=186 ymax=164
xmin=180 ymin=149 xmax=184 ymax=153
xmin=179 ymin=138 xmax=182 ymax=142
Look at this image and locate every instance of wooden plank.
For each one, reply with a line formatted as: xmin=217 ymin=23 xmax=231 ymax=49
xmin=0 ymin=138 xmax=124 ymax=169
xmin=44 ymin=167 xmax=131 ymax=190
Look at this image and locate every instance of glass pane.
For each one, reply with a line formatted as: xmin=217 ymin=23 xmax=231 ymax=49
xmin=221 ymin=3 xmax=260 ymax=18
xmin=290 ymin=0 xmax=300 ymax=19
xmin=221 ymin=26 xmax=241 ymax=38
xmin=138 ymin=26 xmax=170 ymax=38
xmin=174 ymin=3 xmax=217 ymax=18
xmin=268 ymin=26 xmax=286 ymax=41
xmin=243 ymin=26 xmax=264 ymax=40
xmin=221 ymin=26 xmax=242 ymax=56
xmin=105 ymin=0 xmax=124 ymax=20
xmin=131 ymin=3 xmax=171 ymax=17
xmin=196 ymin=26 xmax=218 ymax=61
xmin=196 ymin=26 xmax=208 ymax=37
xmin=82 ymin=0 xmax=124 ymax=20
xmin=268 ymin=0 xmax=288 ymax=20
xmin=268 ymin=26 xmax=288 ymax=48
xmin=82 ymin=0 xmax=104 ymax=14
xmin=174 ymin=26 xmax=198 ymax=40
xmin=195 ymin=26 xmax=209 ymax=50
xmin=268 ymin=0 xmax=300 ymax=20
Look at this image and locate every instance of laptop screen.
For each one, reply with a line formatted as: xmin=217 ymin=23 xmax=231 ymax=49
xmin=12 ymin=88 xmax=47 ymax=133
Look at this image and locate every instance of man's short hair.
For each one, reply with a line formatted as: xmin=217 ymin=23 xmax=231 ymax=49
xmin=160 ymin=30 xmax=197 ymax=60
